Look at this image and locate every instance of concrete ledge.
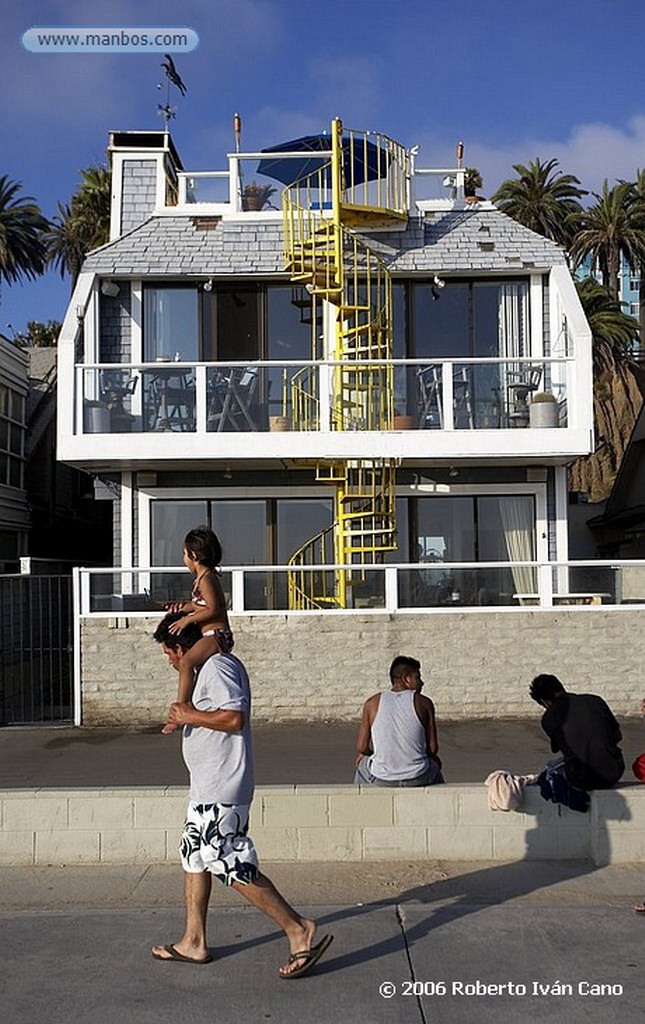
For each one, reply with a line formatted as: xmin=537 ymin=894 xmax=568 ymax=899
xmin=1 ymin=784 xmax=643 ymax=866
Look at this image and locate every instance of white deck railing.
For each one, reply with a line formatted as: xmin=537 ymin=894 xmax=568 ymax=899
xmin=75 ymin=560 xmax=645 ymax=616
xmin=74 ymin=356 xmax=575 ymax=436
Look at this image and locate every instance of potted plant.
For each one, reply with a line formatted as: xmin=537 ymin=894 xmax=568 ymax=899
xmin=393 ymin=410 xmax=417 ymax=430
xmin=529 ymin=391 xmax=559 ymax=428
xmin=242 ymin=181 xmax=278 ymax=211
xmin=464 ymin=167 xmax=484 ymax=202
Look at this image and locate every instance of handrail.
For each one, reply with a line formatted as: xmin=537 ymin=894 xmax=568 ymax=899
xmin=76 ymin=560 xmax=645 ymax=616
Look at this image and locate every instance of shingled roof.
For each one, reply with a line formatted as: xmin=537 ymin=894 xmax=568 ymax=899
xmin=82 ymin=205 xmax=566 ymax=279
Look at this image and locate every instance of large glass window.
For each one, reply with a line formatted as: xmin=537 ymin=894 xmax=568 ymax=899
xmin=399 ymin=493 xmax=536 ymax=607
xmin=212 ymin=285 xmax=260 ymax=363
xmin=143 ymin=286 xmax=199 ymax=361
xmin=149 ymin=496 xmax=332 ymax=610
xmin=412 ymin=280 xmax=529 ymax=359
xmin=267 ymin=287 xmax=312 ymax=419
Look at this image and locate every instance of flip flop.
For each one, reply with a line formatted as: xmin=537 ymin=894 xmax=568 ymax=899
xmin=152 ymin=944 xmax=213 ymax=964
xmin=279 ymin=934 xmax=334 ymax=979
xmin=634 ymin=903 xmax=645 ymax=914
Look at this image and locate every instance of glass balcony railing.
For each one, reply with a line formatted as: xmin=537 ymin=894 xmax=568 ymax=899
xmin=77 ymin=561 xmax=644 ymax=615
xmin=76 ymin=357 xmax=572 ymax=435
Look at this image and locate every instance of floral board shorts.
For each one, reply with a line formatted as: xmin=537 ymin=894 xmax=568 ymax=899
xmin=179 ymin=801 xmax=259 ymax=885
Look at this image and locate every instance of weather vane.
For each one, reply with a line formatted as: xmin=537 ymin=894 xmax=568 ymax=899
xmin=157 ymin=54 xmax=187 ymax=130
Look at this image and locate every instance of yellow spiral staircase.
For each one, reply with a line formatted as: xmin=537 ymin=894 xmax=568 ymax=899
xmin=281 ymin=118 xmax=409 ymax=609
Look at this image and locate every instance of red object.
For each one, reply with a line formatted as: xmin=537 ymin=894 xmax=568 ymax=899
xmin=632 ymin=753 xmax=645 ymax=782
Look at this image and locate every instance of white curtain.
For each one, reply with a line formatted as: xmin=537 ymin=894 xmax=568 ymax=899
xmin=498 ymin=285 xmax=529 ymax=416
xmin=498 ymin=284 xmax=528 ymax=359
xmin=498 ymin=496 xmax=536 ymax=597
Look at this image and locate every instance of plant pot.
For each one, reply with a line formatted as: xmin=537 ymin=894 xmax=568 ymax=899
xmin=529 ymin=401 xmax=559 ymax=428
xmin=269 ymin=415 xmax=291 ymax=432
xmin=393 ymin=415 xmax=417 ymax=430
xmin=84 ymin=402 xmax=110 ymax=433
xmin=242 ymin=195 xmax=263 ymax=211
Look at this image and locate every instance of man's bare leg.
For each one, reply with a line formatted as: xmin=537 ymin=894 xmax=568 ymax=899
xmin=152 ymin=870 xmax=213 ymax=962
xmin=231 ymin=871 xmax=319 ymax=976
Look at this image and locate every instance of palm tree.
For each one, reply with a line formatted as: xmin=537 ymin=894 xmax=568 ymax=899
xmin=576 ymin=276 xmax=640 ymax=373
xmin=627 ymin=168 xmax=645 ymax=346
xmin=568 ymin=180 xmax=645 ymax=302
xmin=569 ymin=277 xmax=644 ymax=501
xmin=491 ymin=158 xmax=586 ymax=248
xmin=46 ymin=201 xmax=89 ymax=289
xmin=0 ymin=174 xmax=48 ymax=289
xmin=46 ymin=164 xmax=111 ymax=289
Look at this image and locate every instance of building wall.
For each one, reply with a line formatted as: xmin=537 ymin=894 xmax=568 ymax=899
xmin=121 ymin=161 xmax=158 ymax=235
xmin=80 ymin=609 xmax=645 ymax=725
xmin=99 ymin=283 xmax=132 ymax=361
xmin=2 ymin=783 xmax=641 ymax=866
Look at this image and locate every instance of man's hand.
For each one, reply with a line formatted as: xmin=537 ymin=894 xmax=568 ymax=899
xmin=167 ymin=701 xmax=194 ymax=726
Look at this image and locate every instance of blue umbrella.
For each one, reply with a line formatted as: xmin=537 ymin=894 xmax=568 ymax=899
xmin=256 ymin=133 xmax=390 ymax=187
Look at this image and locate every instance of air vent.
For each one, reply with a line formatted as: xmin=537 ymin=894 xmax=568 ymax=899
xmin=192 ymin=217 xmax=221 ymax=230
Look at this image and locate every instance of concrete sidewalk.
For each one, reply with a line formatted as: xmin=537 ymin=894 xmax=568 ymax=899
xmin=1 ymin=860 xmax=643 ymax=1023
xmin=1 ymin=717 xmax=644 ymax=787
xmin=2 ymin=721 xmax=644 ymax=1020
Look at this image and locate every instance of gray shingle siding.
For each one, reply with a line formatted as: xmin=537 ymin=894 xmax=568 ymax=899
xmin=99 ymin=283 xmax=132 ymax=361
xmin=121 ymin=161 xmax=158 ymax=235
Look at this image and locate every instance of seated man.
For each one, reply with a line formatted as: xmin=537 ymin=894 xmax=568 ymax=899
xmin=529 ymin=673 xmax=624 ymax=792
xmin=354 ymin=655 xmax=444 ymax=787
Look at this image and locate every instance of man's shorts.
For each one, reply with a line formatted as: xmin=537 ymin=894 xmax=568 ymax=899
xmin=179 ymin=801 xmax=259 ymax=885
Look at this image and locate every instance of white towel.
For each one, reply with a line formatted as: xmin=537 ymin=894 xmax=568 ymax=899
xmin=484 ymin=770 xmax=538 ymax=811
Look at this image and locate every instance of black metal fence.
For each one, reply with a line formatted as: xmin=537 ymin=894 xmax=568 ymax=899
xmin=0 ymin=574 xmax=73 ymax=725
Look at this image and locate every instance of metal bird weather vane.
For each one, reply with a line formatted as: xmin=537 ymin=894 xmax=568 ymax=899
xmin=158 ymin=54 xmax=187 ymax=128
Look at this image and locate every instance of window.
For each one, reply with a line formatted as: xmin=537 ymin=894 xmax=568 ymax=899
xmin=143 ymin=286 xmax=199 ymax=361
xmin=149 ymin=496 xmax=332 ymax=609
xmin=412 ymin=280 xmax=529 ymax=359
xmin=399 ymin=493 xmax=536 ymax=607
xmin=0 ymin=382 xmax=25 ymax=490
xmin=266 ymin=287 xmax=312 ymax=418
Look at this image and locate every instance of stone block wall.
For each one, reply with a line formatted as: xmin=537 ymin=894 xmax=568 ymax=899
xmin=80 ymin=608 xmax=645 ymax=726
xmin=1 ymin=784 xmax=642 ymax=866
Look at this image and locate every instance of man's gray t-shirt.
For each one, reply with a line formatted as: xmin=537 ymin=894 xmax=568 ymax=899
xmin=182 ymin=653 xmax=255 ymax=805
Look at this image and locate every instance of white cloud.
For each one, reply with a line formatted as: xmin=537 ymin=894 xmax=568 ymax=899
xmin=434 ymin=116 xmax=645 ymax=198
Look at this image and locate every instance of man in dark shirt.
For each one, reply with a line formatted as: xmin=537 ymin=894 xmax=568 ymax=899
xmin=529 ymin=674 xmax=624 ymax=790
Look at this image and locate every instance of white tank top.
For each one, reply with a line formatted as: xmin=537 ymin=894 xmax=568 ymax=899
xmin=369 ymin=689 xmax=429 ymax=781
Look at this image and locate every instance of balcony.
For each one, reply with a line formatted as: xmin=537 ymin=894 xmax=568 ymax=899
xmin=58 ymin=355 xmax=590 ymax=470
xmin=173 ymin=150 xmax=469 ymax=216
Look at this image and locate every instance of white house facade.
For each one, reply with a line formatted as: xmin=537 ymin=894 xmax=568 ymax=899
xmin=57 ymin=120 xmax=597 ymax=622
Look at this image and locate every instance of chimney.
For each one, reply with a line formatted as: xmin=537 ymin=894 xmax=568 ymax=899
xmin=107 ymin=130 xmax=183 ymax=240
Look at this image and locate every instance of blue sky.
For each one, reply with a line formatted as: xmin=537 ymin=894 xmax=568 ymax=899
xmin=2 ymin=0 xmax=644 ymax=335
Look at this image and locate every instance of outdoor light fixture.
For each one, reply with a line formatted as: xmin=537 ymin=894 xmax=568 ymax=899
xmin=203 ymin=278 xmax=213 ymax=292
xmin=410 ymin=474 xmax=450 ymax=494
xmin=100 ymin=280 xmax=120 ymax=297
